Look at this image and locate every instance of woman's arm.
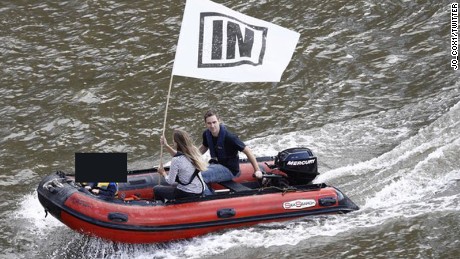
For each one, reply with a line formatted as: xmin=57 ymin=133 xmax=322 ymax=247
xmin=161 ymin=135 xmax=177 ymax=156
xmin=163 ymin=158 xmax=179 ymax=185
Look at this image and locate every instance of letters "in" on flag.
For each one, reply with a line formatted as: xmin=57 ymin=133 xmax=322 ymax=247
xmin=172 ymin=0 xmax=300 ymax=83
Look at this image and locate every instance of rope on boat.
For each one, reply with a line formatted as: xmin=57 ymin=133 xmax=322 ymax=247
xmin=257 ymin=185 xmax=298 ymax=195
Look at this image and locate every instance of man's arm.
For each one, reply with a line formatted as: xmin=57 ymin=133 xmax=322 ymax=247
xmin=199 ymin=144 xmax=208 ymax=154
xmin=242 ymin=146 xmax=262 ymax=178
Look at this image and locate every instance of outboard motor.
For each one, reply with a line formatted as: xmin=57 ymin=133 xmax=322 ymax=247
xmin=275 ymin=147 xmax=318 ymax=185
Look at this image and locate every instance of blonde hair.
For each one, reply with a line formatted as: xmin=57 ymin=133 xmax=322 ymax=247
xmin=173 ymin=129 xmax=208 ymax=172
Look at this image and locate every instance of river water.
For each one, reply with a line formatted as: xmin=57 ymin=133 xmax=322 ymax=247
xmin=1 ymin=0 xmax=459 ymax=258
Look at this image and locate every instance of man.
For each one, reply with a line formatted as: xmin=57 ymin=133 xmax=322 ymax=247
xmin=199 ymin=110 xmax=262 ymax=189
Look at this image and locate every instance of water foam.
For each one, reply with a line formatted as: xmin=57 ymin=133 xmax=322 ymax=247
xmin=13 ymin=191 xmax=63 ymax=236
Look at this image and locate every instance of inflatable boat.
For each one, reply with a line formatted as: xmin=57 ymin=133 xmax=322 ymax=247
xmin=37 ymin=148 xmax=359 ymax=243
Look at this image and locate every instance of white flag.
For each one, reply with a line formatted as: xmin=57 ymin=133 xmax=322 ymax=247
xmin=172 ymin=0 xmax=300 ymax=83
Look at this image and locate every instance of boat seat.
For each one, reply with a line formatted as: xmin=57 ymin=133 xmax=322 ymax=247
xmin=218 ymin=180 xmax=252 ymax=192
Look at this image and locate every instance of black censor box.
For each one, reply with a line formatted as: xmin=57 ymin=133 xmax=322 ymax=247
xmin=451 ymin=3 xmax=458 ymax=70
xmin=75 ymin=153 xmax=127 ymax=183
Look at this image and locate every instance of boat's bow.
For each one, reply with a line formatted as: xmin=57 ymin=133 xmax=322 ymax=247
xmin=37 ymin=171 xmax=77 ymax=221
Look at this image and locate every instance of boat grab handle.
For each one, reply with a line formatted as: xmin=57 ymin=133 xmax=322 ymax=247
xmin=217 ymin=208 xmax=236 ymax=218
xmin=108 ymin=212 xmax=128 ymax=223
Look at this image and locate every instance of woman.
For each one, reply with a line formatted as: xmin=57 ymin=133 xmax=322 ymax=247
xmin=154 ymin=129 xmax=207 ymax=202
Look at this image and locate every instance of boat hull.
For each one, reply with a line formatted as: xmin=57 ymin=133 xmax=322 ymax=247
xmin=37 ymin=165 xmax=358 ymax=243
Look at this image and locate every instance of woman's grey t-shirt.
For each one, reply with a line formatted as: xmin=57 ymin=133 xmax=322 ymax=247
xmin=165 ymin=155 xmax=205 ymax=194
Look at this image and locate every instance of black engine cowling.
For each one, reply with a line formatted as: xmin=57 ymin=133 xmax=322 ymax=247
xmin=275 ymin=147 xmax=319 ymax=185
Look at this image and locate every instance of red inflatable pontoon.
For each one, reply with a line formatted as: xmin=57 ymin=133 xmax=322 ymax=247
xmin=37 ymin=148 xmax=359 ymax=243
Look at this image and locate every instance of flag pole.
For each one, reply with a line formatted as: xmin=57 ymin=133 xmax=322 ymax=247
xmin=158 ymin=72 xmax=174 ymax=185
xmin=161 ymin=73 xmax=174 ymax=158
